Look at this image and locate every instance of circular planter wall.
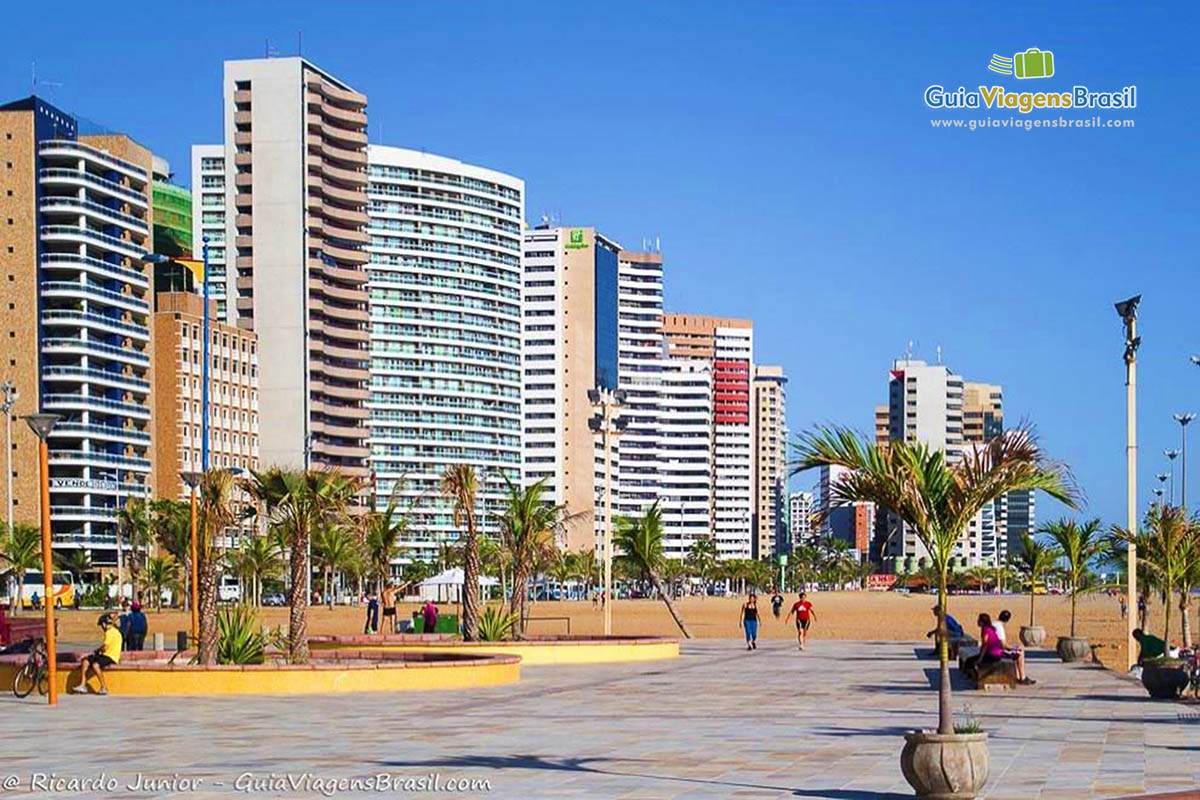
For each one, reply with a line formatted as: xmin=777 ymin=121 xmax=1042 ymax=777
xmin=311 ymin=634 xmax=680 ymax=666
xmin=1056 ymin=636 xmax=1089 ymax=663
xmin=1019 ymin=625 xmax=1046 ymax=648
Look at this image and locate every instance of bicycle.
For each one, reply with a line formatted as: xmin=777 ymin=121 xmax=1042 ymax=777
xmin=12 ymin=638 xmax=50 ymax=698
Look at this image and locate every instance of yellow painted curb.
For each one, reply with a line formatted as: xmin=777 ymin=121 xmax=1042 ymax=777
xmin=311 ymin=636 xmax=680 ymax=666
xmin=0 ymin=651 xmax=520 ymax=696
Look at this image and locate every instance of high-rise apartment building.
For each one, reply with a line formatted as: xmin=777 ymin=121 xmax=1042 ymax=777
xmin=189 ymin=145 xmax=229 ymax=322
xmin=657 ymin=358 xmax=713 ymax=558
xmin=0 ymin=97 xmax=156 ymax=565
xmin=789 ymin=490 xmax=814 ymax=545
xmin=152 ymin=291 xmax=259 ymax=498
xmin=752 ymin=365 xmax=787 ymax=558
xmin=874 ymin=404 xmax=890 ymax=445
xmin=664 ymin=314 xmax=753 ymax=559
xmin=365 ymin=145 xmax=523 ymax=557
xmin=200 ymin=57 xmax=370 ymax=475
xmin=521 ymin=225 xmax=620 ymax=552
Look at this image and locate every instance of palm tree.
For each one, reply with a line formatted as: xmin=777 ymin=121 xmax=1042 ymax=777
xmin=228 ymin=535 xmax=282 ymax=608
xmin=313 ymin=522 xmax=359 ymax=608
xmin=363 ymin=492 xmax=408 ymax=594
xmin=141 ymin=555 xmax=181 ymax=611
xmin=1041 ymin=518 xmax=1105 ymax=638
xmin=1112 ymin=505 xmax=1200 ymax=645
xmin=614 ymin=502 xmax=692 ymax=638
xmin=493 ymin=477 xmax=581 ymax=635
xmin=118 ymin=498 xmax=153 ymax=602
xmin=196 ymin=468 xmax=236 ymax=664
xmin=575 ymin=548 xmax=598 ymax=598
xmin=1 ymin=522 xmax=42 ymax=616
xmin=440 ymin=465 xmax=481 ymax=640
xmin=151 ymin=499 xmax=192 ymax=610
xmin=246 ymin=468 xmax=358 ymax=663
xmin=686 ymin=537 xmax=718 ymax=596
xmin=547 ymin=550 xmax=578 ymax=600
xmin=54 ymin=548 xmax=95 ymax=586
xmin=1010 ymin=532 xmax=1060 ymax=628
xmin=792 ymin=424 xmax=1074 ymax=735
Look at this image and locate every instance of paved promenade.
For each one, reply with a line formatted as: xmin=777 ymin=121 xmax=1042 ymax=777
xmin=3 ymin=640 xmax=1196 ymax=798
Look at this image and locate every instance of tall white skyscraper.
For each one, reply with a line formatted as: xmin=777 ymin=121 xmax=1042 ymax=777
xmin=365 ymin=145 xmax=523 ymax=558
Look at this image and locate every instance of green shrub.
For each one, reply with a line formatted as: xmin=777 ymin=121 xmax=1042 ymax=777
xmin=478 ymin=606 xmax=519 ymax=641
xmin=217 ymin=604 xmax=267 ymax=665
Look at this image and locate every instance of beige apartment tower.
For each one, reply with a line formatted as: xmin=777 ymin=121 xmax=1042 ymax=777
xmin=213 ymin=57 xmax=370 ymax=475
xmin=152 ymin=291 xmax=259 ymax=498
xmin=752 ymin=365 xmax=787 ymax=558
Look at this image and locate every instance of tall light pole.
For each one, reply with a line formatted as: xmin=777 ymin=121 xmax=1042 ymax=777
xmin=1115 ymin=294 xmax=1140 ymax=671
xmin=200 ymin=236 xmax=211 ymax=471
xmin=589 ymin=388 xmax=626 ymax=637
xmin=180 ymin=470 xmax=201 ymax=642
xmin=1165 ymin=449 xmax=1180 ymax=506
xmin=23 ymin=413 xmax=59 ymax=706
xmin=1174 ymin=413 xmax=1195 ymax=511
xmin=2 ymin=381 xmax=16 ymax=539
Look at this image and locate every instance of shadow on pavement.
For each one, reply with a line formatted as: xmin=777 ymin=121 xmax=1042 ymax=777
xmin=793 ymin=790 xmax=911 ymax=799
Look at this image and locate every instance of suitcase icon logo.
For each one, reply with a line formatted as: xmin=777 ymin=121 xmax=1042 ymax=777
xmin=987 ymin=48 xmax=1055 ymax=79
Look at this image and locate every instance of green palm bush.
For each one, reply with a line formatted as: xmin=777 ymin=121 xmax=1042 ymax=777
xmin=1040 ymin=518 xmax=1105 ymax=637
xmin=792 ymin=425 xmax=1074 ymax=735
xmin=1010 ymin=532 xmax=1060 ymax=628
xmin=217 ymin=604 xmax=267 ymax=665
xmin=478 ymin=605 xmax=520 ymax=641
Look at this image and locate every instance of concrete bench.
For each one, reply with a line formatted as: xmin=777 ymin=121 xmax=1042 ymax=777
xmin=957 ymin=646 xmax=1018 ymax=690
xmin=948 ymin=635 xmax=977 ymax=661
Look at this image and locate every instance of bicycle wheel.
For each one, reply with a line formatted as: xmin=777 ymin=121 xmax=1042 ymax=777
xmin=37 ymin=666 xmax=50 ymax=696
xmin=13 ymin=662 xmax=37 ymax=698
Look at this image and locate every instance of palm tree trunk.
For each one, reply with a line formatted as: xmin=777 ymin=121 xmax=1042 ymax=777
xmin=649 ymin=571 xmax=691 ymax=638
xmin=1070 ymin=589 xmax=1077 ymax=638
xmin=289 ymin=530 xmax=310 ymax=663
xmin=461 ymin=511 xmax=481 ymax=641
xmin=936 ymin=579 xmax=952 ymax=735
xmin=509 ymin=560 xmax=529 ymax=637
xmin=1181 ymin=590 xmax=1193 ymax=649
xmin=197 ymin=554 xmax=219 ymax=665
xmin=1164 ymin=581 xmax=1173 ymax=644
xmin=326 ymin=566 xmax=333 ymax=610
xmin=1029 ymin=588 xmax=1036 ymax=627
xmin=14 ymin=572 xmax=24 ymax=617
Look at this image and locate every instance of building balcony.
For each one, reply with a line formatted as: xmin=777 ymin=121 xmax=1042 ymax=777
xmin=43 ymin=393 xmax=151 ymax=421
xmin=42 ymin=366 xmax=150 ymax=393
xmin=48 ymin=449 xmax=151 ymax=470
xmin=42 ymin=337 xmax=149 ymax=367
xmin=39 ymin=196 xmax=149 ymax=235
xmin=50 ymin=505 xmax=117 ymax=523
xmin=38 ymin=168 xmax=147 ymax=208
xmin=39 ymin=224 xmax=145 ymax=260
xmin=38 ymin=140 xmax=147 ymax=184
xmin=41 ymin=309 xmax=149 ymax=341
xmin=49 ymin=422 xmax=150 ymax=444
xmin=40 ymin=281 xmax=149 ymax=314
xmin=40 ymin=253 xmax=149 ymax=289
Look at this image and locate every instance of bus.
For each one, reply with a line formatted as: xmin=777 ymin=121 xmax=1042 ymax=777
xmin=20 ymin=571 xmax=76 ymax=608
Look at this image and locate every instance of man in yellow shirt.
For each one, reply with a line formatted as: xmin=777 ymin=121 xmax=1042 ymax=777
xmin=71 ymin=614 xmax=121 ymax=695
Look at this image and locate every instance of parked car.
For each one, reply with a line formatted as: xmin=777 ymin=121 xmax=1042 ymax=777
xmin=262 ymin=592 xmax=287 ymax=606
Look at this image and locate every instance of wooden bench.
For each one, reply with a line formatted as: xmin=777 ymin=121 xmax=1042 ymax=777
xmin=957 ymin=646 xmax=1018 ymax=690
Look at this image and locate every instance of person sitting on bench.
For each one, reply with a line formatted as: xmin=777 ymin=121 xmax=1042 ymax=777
xmin=1133 ymin=628 xmax=1166 ymax=666
xmin=925 ymin=606 xmax=964 ymax=640
xmin=963 ymin=613 xmax=1035 ymax=685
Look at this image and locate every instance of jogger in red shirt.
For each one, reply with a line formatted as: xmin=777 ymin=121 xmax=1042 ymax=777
xmin=785 ymin=592 xmax=817 ymax=650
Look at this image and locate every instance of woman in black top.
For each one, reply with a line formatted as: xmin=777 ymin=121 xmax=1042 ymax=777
xmin=741 ymin=593 xmax=760 ymax=650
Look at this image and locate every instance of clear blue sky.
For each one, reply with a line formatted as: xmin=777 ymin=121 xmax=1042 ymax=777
xmin=2 ymin=2 xmax=1197 ymax=527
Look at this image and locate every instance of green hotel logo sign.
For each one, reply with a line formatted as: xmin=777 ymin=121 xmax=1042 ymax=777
xmin=566 ymin=228 xmax=588 ymax=249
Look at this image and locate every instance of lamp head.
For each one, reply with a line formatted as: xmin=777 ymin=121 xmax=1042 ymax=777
xmin=1165 ymin=449 xmax=1181 ymax=461
xmin=1191 ymin=355 xmax=1200 ymax=367
xmin=179 ymin=470 xmax=201 ymax=488
xmin=587 ymin=389 xmax=602 ymax=405
xmin=1114 ymin=294 xmax=1141 ymax=321
xmin=21 ymin=413 xmax=59 ymax=440
xmin=613 ymin=389 xmax=628 ymax=405
xmin=1157 ymin=472 xmax=1170 ymax=483
xmin=1174 ymin=412 xmax=1197 ymax=426
xmin=587 ymin=416 xmax=603 ymax=433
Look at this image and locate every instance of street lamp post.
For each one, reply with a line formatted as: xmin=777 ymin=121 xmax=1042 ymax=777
xmin=589 ymin=388 xmax=626 ymax=637
xmin=180 ymin=470 xmax=201 ymax=642
xmin=1115 ymin=294 xmax=1140 ymax=671
xmin=2 ymin=381 xmax=16 ymax=539
xmin=1165 ymin=449 xmax=1180 ymax=506
xmin=23 ymin=413 xmax=59 ymax=706
xmin=1174 ymin=413 xmax=1195 ymax=511
xmin=200 ymin=236 xmax=211 ymax=472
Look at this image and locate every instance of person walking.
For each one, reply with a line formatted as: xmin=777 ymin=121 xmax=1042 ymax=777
xmin=741 ymin=593 xmax=760 ymax=650
xmin=786 ymin=592 xmax=817 ymax=650
xmin=124 ymin=601 xmax=148 ymax=651
xmin=770 ymin=589 xmax=784 ymax=620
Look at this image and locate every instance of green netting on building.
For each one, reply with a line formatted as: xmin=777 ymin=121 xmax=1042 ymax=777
xmin=153 ymin=180 xmax=193 ymax=257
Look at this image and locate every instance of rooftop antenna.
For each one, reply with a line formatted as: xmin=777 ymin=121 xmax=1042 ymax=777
xmin=905 ymin=340 xmax=914 ymax=361
xmin=298 ymin=30 xmax=303 ymax=57
xmin=655 ymin=235 xmax=660 ymax=252
xmin=30 ymin=62 xmax=63 ymax=97
xmin=265 ymin=39 xmax=278 ymax=58
xmin=936 ymin=345 xmax=942 ymax=364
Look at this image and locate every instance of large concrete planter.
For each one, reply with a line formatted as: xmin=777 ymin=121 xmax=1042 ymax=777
xmin=1056 ymin=636 xmax=1089 ymax=663
xmin=1141 ymin=662 xmax=1188 ymax=700
xmin=1019 ymin=625 xmax=1046 ymax=648
xmin=900 ymin=731 xmax=989 ymax=800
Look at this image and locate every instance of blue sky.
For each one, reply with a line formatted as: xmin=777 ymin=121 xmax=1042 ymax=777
xmin=2 ymin=2 xmax=1196 ymax=527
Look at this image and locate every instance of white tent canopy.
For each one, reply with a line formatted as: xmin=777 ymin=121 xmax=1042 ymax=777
xmin=417 ymin=568 xmax=499 ymax=603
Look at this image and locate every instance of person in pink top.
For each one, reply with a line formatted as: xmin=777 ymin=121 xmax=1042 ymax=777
xmin=964 ymin=613 xmax=1034 ymax=684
